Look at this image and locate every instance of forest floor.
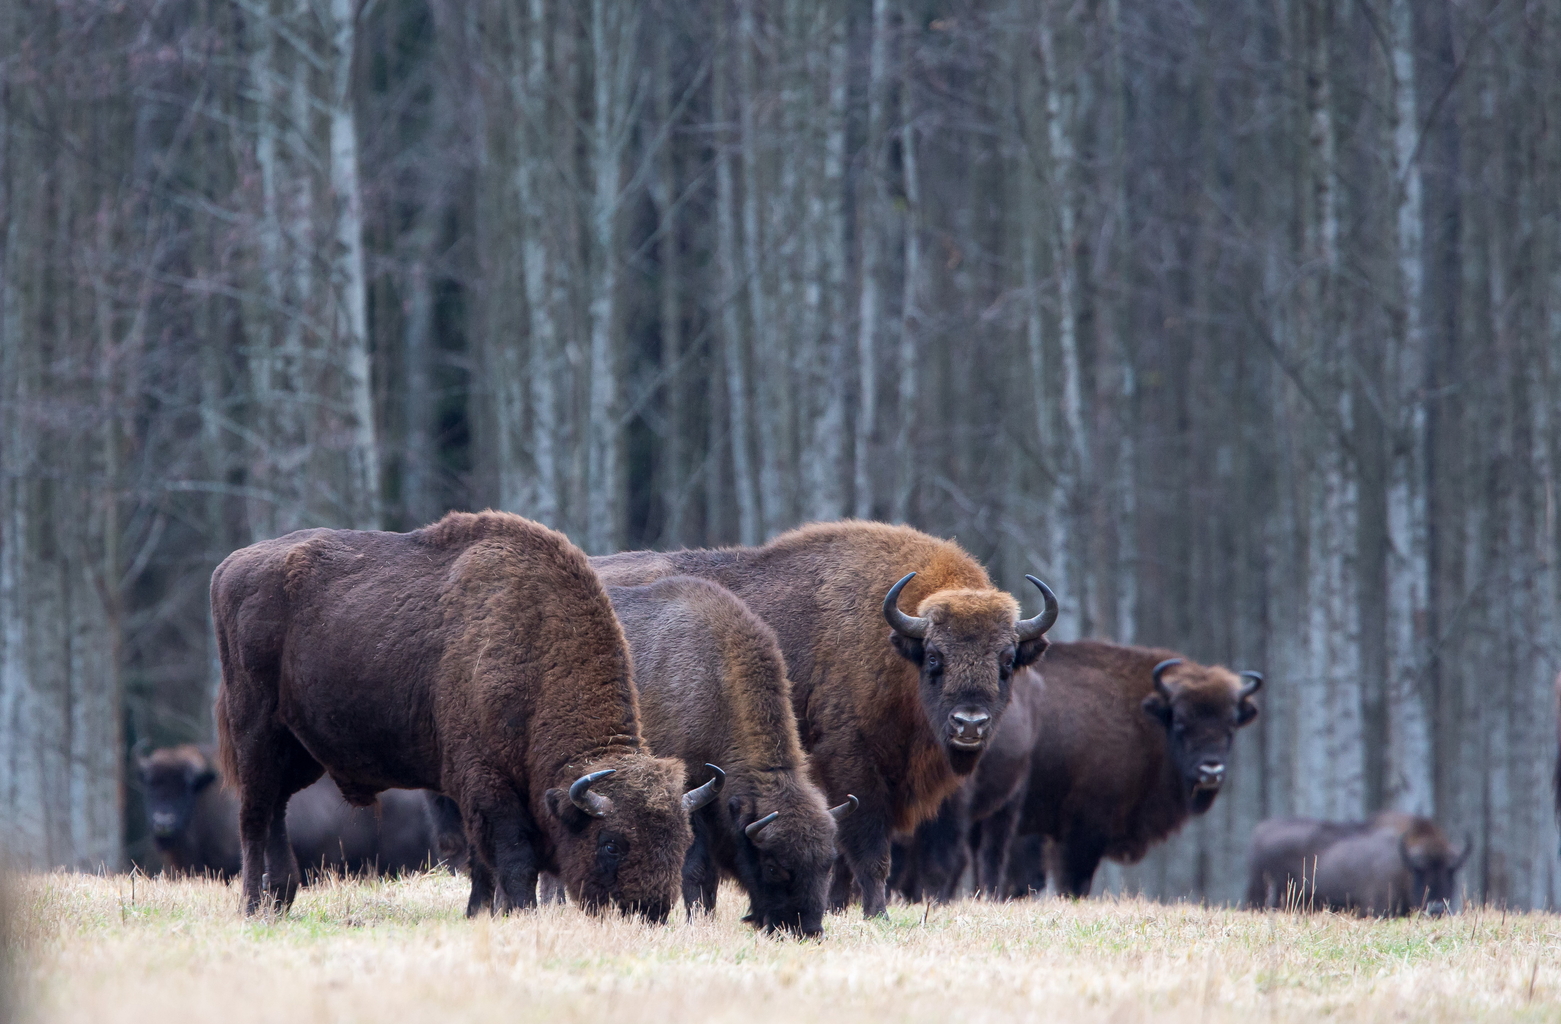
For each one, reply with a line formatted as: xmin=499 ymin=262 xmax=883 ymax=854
xmin=7 ymin=870 xmax=1561 ymax=1023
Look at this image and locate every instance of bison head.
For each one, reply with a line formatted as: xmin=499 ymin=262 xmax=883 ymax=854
xmin=1141 ymin=659 xmax=1261 ymax=814
xmin=136 ymin=745 xmax=218 ymax=852
xmin=1400 ymin=826 xmax=1471 ymax=916
xmin=544 ymin=756 xmax=720 ymax=923
xmin=884 ymin=573 xmax=1057 ymax=775
xmin=730 ymin=789 xmax=855 ymax=937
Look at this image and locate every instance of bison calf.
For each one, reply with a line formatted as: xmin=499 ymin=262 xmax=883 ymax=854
xmin=1006 ymin=641 xmax=1261 ymax=897
xmin=212 ymin=511 xmax=715 ymax=918
xmin=610 ymin=577 xmax=855 ymax=936
xmin=1247 ymin=812 xmax=1470 ymax=916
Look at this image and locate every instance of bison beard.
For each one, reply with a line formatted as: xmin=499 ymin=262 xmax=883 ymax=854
xmin=211 ymin=511 xmax=714 ymax=919
xmin=608 ymin=577 xmax=853 ymax=936
xmin=1003 ymin=641 xmax=1261 ymax=897
xmin=592 ymin=520 xmax=1056 ymax=918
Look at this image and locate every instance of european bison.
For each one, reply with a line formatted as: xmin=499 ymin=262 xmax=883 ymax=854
xmin=609 ymin=576 xmax=855 ymax=935
xmin=1004 ymin=641 xmax=1261 ymax=897
xmin=892 ymin=668 xmax=1045 ymax=902
xmin=212 ymin=511 xmax=717 ymax=918
xmin=137 ymin=744 xmax=440 ymax=878
xmin=592 ymin=520 xmax=1057 ymax=917
xmin=1247 ymin=812 xmax=1470 ymax=915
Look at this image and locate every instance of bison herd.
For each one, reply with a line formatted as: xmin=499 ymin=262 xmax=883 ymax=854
xmin=134 ymin=510 xmax=1476 ymax=934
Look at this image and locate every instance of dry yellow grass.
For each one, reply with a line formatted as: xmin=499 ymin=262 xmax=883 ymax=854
xmin=8 ymin=870 xmax=1561 ymax=1023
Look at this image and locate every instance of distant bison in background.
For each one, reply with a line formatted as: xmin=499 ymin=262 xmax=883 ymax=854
xmin=1004 ymin=641 xmax=1261 ymax=897
xmin=592 ymin=520 xmax=1057 ymax=917
xmin=609 ymin=577 xmax=854 ymax=936
xmin=1247 ymin=811 xmax=1470 ymax=916
xmin=212 ymin=511 xmax=714 ymax=918
xmin=137 ymin=744 xmax=440 ymax=878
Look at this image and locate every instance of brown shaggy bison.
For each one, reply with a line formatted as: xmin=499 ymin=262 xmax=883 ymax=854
xmin=608 ymin=577 xmax=856 ymax=936
xmin=892 ymin=669 xmax=1045 ymax=902
xmin=592 ymin=520 xmax=1057 ymax=917
xmin=212 ymin=511 xmax=718 ymax=918
xmin=1247 ymin=812 xmax=1470 ymax=915
xmin=137 ymin=744 xmax=440 ymax=878
xmin=1005 ymin=641 xmax=1261 ymax=896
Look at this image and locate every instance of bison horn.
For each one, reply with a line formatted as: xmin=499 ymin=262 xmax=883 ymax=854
xmin=682 ymin=763 xmax=725 ymax=813
xmin=569 ymin=768 xmax=617 ymax=819
xmin=883 ymin=573 xmax=930 ymax=639
xmin=1014 ymin=576 xmax=1060 ymax=642
xmin=1152 ymin=658 xmax=1183 ymax=699
xmin=1238 ymin=671 xmax=1264 ymax=699
xmin=744 ymin=811 xmax=780 ymax=841
xmin=828 ymin=794 xmax=859 ymax=822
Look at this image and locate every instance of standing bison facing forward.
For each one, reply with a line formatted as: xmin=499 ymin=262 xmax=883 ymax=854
xmin=212 ymin=511 xmax=716 ymax=919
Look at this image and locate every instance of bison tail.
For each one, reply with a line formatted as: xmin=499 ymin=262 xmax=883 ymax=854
xmin=214 ymin=689 xmax=240 ymax=792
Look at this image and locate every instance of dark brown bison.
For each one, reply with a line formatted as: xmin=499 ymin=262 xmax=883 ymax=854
xmin=1247 ymin=812 xmax=1470 ymax=915
xmin=137 ymin=744 xmax=441 ymax=878
xmin=592 ymin=520 xmax=1057 ymax=917
xmin=212 ymin=511 xmax=717 ymax=918
xmin=892 ymin=668 xmax=1045 ymax=902
xmin=608 ymin=576 xmax=856 ymax=936
xmin=1004 ymin=641 xmax=1261 ymax=897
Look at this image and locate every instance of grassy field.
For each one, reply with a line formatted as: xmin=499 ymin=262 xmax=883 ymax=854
xmin=7 ymin=870 xmax=1561 ymax=1023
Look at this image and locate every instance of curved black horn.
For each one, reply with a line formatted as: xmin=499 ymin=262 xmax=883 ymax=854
xmin=744 ymin=811 xmax=780 ymax=841
xmin=1238 ymin=670 xmax=1264 ymax=699
xmin=1152 ymin=658 xmax=1183 ymax=699
xmin=1015 ymin=576 xmax=1060 ymax=641
xmin=883 ymin=573 xmax=929 ymax=639
xmin=682 ymin=764 xmax=725 ymax=813
xmin=829 ymin=794 xmax=859 ymax=821
xmin=569 ymin=768 xmax=616 ymax=819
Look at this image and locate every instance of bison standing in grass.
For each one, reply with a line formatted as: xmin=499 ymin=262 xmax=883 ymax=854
xmin=137 ymin=744 xmax=438 ymax=879
xmin=1004 ymin=641 xmax=1261 ymax=897
xmin=1247 ymin=812 xmax=1470 ymax=915
xmin=609 ymin=576 xmax=855 ymax=936
xmin=212 ymin=511 xmax=718 ymax=919
xmin=593 ymin=520 xmax=1057 ymax=918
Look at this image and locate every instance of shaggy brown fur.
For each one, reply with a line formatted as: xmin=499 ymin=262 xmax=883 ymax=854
xmin=1008 ymin=640 xmax=1260 ymax=896
xmin=1248 ymin=812 xmax=1469 ymax=915
xmin=608 ymin=577 xmax=839 ymax=936
xmin=592 ymin=520 xmax=1051 ymax=918
xmin=212 ymin=511 xmax=695 ymax=919
xmin=138 ymin=745 xmax=440 ymax=879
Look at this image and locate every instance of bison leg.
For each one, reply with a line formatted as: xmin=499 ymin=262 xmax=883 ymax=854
xmin=1051 ymin=833 xmax=1106 ymax=898
xmin=837 ymin=825 xmax=891 ymax=918
xmin=232 ymin=728 xmax=321 ymax=916
xmin=466 ymin=859 xmax=497 ymax=917
xmin=1003 ymin=833 xmax=1046 ymax=898
xmin=463 ymin=793 xmax=543 ymax=914
xmin=914 ymin=797 xmax=970 ymax=903
xmin=682 ymin=824 xmax=718 ymax=915
xmin=828 ymin=854 xmax=855 ymax=911
xmin=973 ymin=790 xmax=1025 ymax=899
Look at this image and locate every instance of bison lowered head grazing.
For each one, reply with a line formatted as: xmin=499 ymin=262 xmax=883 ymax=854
xmin=212 ymin=511 xmax=709 ymax=919
xmin=883 ymin=572 xmax=1057 ymax=776
xmin=591 ymin=521 xmax=1058 ymax=918
xmin=1140 ymin=658 xmax=1262 ymax=815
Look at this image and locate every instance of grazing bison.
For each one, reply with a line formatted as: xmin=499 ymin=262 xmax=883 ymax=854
xmin=609 ymin=576 xmax=855 ymax=936
xmin=137 ymin=744 xmax=441 ymax=878
xmin=893 ymin=668 xmax=1045 ymax=902
xmin=1247 ymin=812 xmax=1470 ymax=916
xmin=212 ymin=511 xmax=717 ymax=918
xmin=592 ymin=520 xmax=1057 ymax=917
xmin=1004 ymin=641 xmax=1261 ymax=897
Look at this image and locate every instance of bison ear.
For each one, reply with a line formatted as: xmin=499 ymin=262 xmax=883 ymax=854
xmin=1141 ymin=693 xmax=1172 ymax=726
xmin=1014 ymin=636 xmax=1049 ymax=669
xmin=192 ymin=768 xmax=218 ymax=792
xmin=889 ymin=631 xmax=925 ymax=666
xmin=1235 ymin=699 xmax=1259 ymax=728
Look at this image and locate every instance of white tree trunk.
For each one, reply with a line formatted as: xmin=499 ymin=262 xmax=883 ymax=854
xmin=853 ymin=0 xmax=890 ymax=521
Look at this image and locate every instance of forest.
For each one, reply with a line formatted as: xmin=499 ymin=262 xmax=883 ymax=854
xmin=1 ymin=0 xmax=1558 ymax=909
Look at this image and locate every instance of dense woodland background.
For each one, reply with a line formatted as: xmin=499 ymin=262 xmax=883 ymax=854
xmin=3 ymin=0 xmax=1560 ymax=908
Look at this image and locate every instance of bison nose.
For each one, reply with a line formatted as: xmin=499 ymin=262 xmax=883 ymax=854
xmin=1196 ymin=761 xmax=1225 ymax=788
xmin=949 ymin=709 xmax=991 ymax=749
xmin=150 ymin=811 xmax=178 ymax=836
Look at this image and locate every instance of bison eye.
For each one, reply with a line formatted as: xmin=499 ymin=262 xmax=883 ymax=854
xmin=600 ymin=840 xmax=622 ymax=859
xmin=925 ymin=652 xmax=943 ymax=674
xmin=762 ymin=862 xmax=792 ymax=884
